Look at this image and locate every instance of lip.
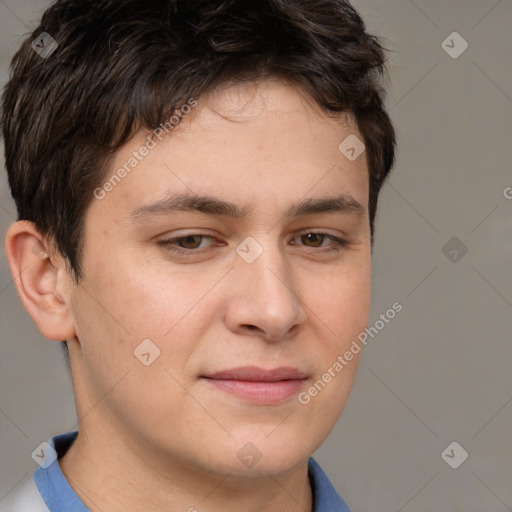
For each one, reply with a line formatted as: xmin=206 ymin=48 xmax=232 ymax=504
xmin=201 ymin=366 xmax=308 ymax=404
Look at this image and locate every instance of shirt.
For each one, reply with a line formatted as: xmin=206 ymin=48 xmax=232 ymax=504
xmin=1 ymin=431 xmax=351 ymax=512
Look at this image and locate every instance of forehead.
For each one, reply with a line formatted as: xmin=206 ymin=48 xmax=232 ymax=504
xmin=90 ymin=79 xmax=369 ymax=224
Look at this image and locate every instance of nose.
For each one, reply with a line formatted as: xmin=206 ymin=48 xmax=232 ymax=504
xmin=224 ymin=238 xmax=307 ymax=342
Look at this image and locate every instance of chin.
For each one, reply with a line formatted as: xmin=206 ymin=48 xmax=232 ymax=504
xmin=215 ymin=431 xmax=315 ymax=478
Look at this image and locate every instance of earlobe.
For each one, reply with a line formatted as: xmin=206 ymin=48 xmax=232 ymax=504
xmin=4 ymin=220 xmax=76 ymax=342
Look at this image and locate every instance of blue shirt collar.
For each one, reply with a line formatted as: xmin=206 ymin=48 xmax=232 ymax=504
xmin=34 ymin=431 xmax=351 ymax=512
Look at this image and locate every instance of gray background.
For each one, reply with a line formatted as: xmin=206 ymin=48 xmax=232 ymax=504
xmin=1 ymin=1 xmax=511 ymax=510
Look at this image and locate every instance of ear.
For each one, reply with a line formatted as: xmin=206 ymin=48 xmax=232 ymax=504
xmin=4 ymin=220 xmax=76 ymax=342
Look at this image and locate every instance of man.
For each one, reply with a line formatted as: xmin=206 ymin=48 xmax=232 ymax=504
xmin=1 ymin=0 xmax=395 ymax=510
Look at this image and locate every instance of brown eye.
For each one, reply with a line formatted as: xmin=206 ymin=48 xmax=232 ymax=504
xmin=158 ymin=234 xmax=218 ymax=255
xmin=291 ymin=232 xmax=347 ymax=250
xmin=301 ymin=233 xmax=325 ymax=247
xmin=176 ymin=235 xmax=203 ymax=249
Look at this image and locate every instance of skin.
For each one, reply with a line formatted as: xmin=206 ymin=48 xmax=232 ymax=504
xmin=5 ymin=78 xmax=371 ymax=512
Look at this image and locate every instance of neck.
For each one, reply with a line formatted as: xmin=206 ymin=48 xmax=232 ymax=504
xmin=59 ymin=425 xmax=313 ymax=512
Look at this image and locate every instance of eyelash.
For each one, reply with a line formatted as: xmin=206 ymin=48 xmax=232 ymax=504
xmin=157 ymin=231 xmax=348 ymax=256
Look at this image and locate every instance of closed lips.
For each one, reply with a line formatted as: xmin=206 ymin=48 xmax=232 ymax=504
xmin=201 ymin=366 xmax=308 ymax=404
xmin=202 ymin=366 xmax=308 ymax=381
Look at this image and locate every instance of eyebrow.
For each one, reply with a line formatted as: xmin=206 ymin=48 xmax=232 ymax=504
xmin=129 ymin=192 xmax=366 ymax=223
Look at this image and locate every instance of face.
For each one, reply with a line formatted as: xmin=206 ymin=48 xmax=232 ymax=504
xmin=68 ymin=78 xmax=371 ymax=478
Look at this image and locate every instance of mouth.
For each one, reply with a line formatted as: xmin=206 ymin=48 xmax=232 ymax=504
xmin=200 ymin=366 xmax=308 ymax=404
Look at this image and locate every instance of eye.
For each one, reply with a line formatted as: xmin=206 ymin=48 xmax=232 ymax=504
xmin=290 ymin=231 xmax=348 ymax=251
xmin=157 ymin=234 xmax=218 ymax=255
xmin=157 ymin=231 xmax=348 ymax=257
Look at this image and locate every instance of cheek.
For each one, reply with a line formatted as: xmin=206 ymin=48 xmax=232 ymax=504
xmin=310 ymin=255 xmax=372 ymax=339
xmin=70 ymin=266 xmax=200 ymax=425
xmin=297 ymin=265 xmax=370 ymax=434
xmin=79 ymin=261 xmax=226 ymax=391
xmin=336 ymin=271 xmax=372 ymax=335
xmin=83 ymin=257 xmax=195 ymax=336
xmin=303 ymin=254 xmax=371 ymax=396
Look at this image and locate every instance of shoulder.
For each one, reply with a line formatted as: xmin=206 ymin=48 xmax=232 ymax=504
xmin=0 ymin=473 xmax=50 ymax=512
xmin=0 ymin=430 xmax=78 ymax=512
xmin=308 ymin=457 xmax=352 ymax=512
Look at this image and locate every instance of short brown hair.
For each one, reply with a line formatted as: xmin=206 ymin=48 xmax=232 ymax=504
xmin=2 ymin=0 xmax=395 ymax=284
